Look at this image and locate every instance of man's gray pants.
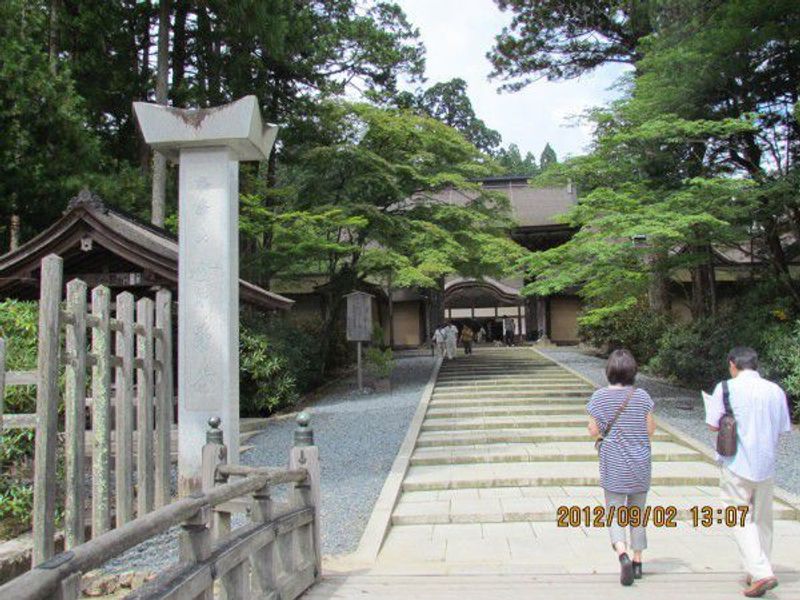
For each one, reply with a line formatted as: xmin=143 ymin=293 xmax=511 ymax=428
xmin=604 ymin=490 xmax=648 ymax=551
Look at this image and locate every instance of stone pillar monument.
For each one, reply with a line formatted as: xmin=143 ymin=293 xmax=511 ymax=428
xmin=133 ymin=96 xmax=278 ymax=494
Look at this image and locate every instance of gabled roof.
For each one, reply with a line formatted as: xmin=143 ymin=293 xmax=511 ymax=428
xmin=427 ymin=182 xmax=577 ymax=228
xmin=0 ymin=189 xmax=293 ymax=311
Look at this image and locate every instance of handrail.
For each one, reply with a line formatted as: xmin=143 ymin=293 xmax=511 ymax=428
xmin=0 ymin=467 xmax=307 ymax=600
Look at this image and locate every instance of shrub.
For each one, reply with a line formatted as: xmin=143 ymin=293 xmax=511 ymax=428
xmin=0 ymin=300 xmax=38 ymax=413
xmin=578 ymin=301 xmax=669 ymax=364
xmin=239 ymin=314 xmax=327 ymax=417
xmin=365 ymin=346 xmax=395 ymax=380
xmin=760 ymin=321 xmax=800 ymax=418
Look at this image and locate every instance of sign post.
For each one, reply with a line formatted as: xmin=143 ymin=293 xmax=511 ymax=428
xmin=344 ymin=291 xmax=373 ymax=392
xmin=133 ymin=96 xmax=278 ymax=494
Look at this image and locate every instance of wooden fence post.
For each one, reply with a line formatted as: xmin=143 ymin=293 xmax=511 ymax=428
xmin=91 ymin=285 xmax=112 ymax=537
xmin=136 ymin=297 xmax=155 ymax=516
xmin=250 ymin=480 xmax=277 ymax=598
xmin=64 ymin=279 xmax=87 ymax=548
xmin=289 ymin=411 xmax=321 ymax=580
xmin=154 ymin=289 xmax=173 ymax=508
xmin=115 ymin=292 xmax=135 ymax=526
xmin=179 ymin=505 xmax=213 ymax=600
xmin=32 ymin=254 xmax=63 ymax=565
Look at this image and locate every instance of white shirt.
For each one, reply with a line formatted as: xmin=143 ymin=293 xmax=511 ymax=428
xmin=705 ymin=370 xmax=791 ymax=482
xmin=445 ymin=325 xmax=458 ymax=342
xmin=433 ymin=328 xmax=446 ymax=343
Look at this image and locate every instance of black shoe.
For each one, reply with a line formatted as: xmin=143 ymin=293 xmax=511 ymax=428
xmin=632 ymin=561 xmax=642 ymax=579
xmin=619 ymin=553 xmax=634 ymax=586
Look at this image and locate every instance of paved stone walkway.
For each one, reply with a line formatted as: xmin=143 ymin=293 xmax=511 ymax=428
xmin=310 ymin=347 xmax=800 ymax=598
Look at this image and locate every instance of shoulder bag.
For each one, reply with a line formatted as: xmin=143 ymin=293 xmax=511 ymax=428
xmin=594 ymin=387 xmax=636 ymax=453
xmin=716 ymin=380 xmax=738 ymax=457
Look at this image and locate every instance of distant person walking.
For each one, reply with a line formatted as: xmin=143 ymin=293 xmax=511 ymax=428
xmin=503 ymin=316 xmax=516 ymax=346
xmin=444 ymin=321 xmax=458 ymax=360
xmin=460 ymin=324 xmax=474 ymax=355
xmin=587 ymin=349 xmax=656 ymax=586
xmin=706 ymin=347 xmax=791 ymax=598
xmin=433 ymin=324 xmax=448 ymax=359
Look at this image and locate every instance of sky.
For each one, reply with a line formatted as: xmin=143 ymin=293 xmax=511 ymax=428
xmin=394 ymin=0 xmax=631 ymax=160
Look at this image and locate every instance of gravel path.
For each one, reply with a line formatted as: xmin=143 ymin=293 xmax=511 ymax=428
xmin=102 ymin=354 xmax=435 ymax=573
xmin=539 ymin=347 xmax=800 ymax=496
xmin=242 ymin=355 xmax=434 ymax=556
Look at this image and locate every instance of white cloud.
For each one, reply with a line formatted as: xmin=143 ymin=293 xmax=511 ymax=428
xmin=395 ymin=0 xmax=630 ymax=159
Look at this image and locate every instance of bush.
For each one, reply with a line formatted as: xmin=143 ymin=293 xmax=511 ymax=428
xmin=760 ymin=321 xmax=800 ymax=418
xmin=648 ymin=299 xmax=773 ymax=390
xmin=365 ymin=346 xmax=395 ymax=380
xmin=0 ymin=300 xmax=38 ymax=413
xmin=239 ymin=314 xmax=326 ymax=417
xmin=579 ymin=302 xmax=669 ymax=364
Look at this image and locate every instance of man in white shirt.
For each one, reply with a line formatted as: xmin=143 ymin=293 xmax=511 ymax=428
xmin=706 ymin=346 xmax=792 ymax=598
xmin=444 ymin=321 xmax=458 ymax=360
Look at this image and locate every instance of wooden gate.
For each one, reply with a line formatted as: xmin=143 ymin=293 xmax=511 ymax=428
xmin=29 ymin=254 xmax=174 ymax=565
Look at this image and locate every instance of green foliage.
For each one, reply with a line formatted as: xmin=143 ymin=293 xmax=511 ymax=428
xmin=0 ymin=0 xmax=103 ymax=240
xmin=0 ymin=428 xmax=35 ymax=536
xmin=365 ymin=347 xmax=395 ymax=380
xmin=0 ymin=428 xmax=35 ymax=465
xmin=579 ymin=302 xmax=669 ymax=365
xmin=0 ymin=300 xmax=38 ymax=413
xmin=760 ymin=322 xmax=800 ymax=417
xmin=239 ymin=315 xmax=330 ymax=417
xmin=539 ymin=143 xmax=558 ymax=171
xmin=389 ymin=78 xmax=503 ymax=154
xmin=0 ymin=476 xmax=34 ymax=529
xmin=496 ymin=144 xmax=539 ymax=176
xmin=489 ymin=0 xmax=652 ymax=89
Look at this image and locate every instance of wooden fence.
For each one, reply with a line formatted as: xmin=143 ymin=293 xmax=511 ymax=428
xmin=0 ymin=337 xmax=38 ymax=431
xmin=0 ymin=414 xmax=321 ymax=600
xmin=27 ymin=254 xmax=175 ymax=566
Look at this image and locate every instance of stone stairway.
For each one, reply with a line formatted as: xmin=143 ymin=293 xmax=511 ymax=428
xmin=374 ymin=347 xmax=799 ymax=568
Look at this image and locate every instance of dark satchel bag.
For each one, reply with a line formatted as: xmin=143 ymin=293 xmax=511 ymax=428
xmin=716 ymin=380 xmax=738 ymax=457
xmin=594 ymin=387 xmax=635 ymax=453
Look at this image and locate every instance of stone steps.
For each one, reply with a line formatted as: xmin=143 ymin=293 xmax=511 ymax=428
xmin=435 ymin=380 xmax=586 ymax=390
xmin=415 ymin=428 xmax=674 ymax=447
xmin=401 ymin=461 xmax=721 ymax=492
xmin=432 ymin=390 xmax=593 ymax=400
xmin=391 ymin=492 xmax=799 ymax=525
xmin=410 ymin=441 xmax=702 ymax=466
xmin=429 ymin=397 xmax=588 ymax=408
xmin=426 ymin=404 xmax=587 ymax=419
xmin=421 ymin=415 xmax=589 ymax=432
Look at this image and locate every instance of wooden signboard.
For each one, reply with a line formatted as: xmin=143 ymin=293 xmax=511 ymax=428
xmin=344 ymin=291 xmax=373 ymax=391
xmin=345 ymin=291 xmax=373 ymax=342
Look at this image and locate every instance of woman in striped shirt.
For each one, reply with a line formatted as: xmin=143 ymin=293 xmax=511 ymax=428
xmin=587 ymin=349 xmax=657 ymax=586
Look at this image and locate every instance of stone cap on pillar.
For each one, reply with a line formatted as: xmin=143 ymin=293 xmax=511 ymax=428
xmin=133 ymin=95 xmax=278 ymax=162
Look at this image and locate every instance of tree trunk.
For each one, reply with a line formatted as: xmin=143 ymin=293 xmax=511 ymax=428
xmin=9 ymin=214 xmax=20 ymax=251
xmin=48 ymin=0 xmax=60 ymax=74
xmin=647 ymin=253 xmax=671 ymax=315
xmin=138 ymin=1 xmax=153 ymax=171
xmin=428 ymin=277 xmax=446 ymax=331
xmin=689 ymin=247 xmax=717 ymax=319
xmin=387 ymin=274 xmax=394 ymax=348
xmin=170 ymin=1 xmax=187 ymax=105
xmin=150 ymin=0 xmax=170 ymax=227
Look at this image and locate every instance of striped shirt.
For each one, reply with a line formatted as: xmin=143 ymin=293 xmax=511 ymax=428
xmin=587 ymin=387 xmax=654 ymax=494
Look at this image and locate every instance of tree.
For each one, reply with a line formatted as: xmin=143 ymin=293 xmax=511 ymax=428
xmin=488 ymin=0 xmax=656 ymax=90
xmin=523 ymin=0 xmax=800 ymax=321
xmin=496 ymin=144 xmax=538 ymax=176
xmin=0 ymin=0 xmax=102 ymax=242
xmin=409 ymin=78 xmax=503 ymax=155
xmin=539 ymin=143 xmax=557 ymax=171
xmin=247 ymin=103 xmax=528 ymax=373
xmin=150 ymin=0 xmax=170 ymax=227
